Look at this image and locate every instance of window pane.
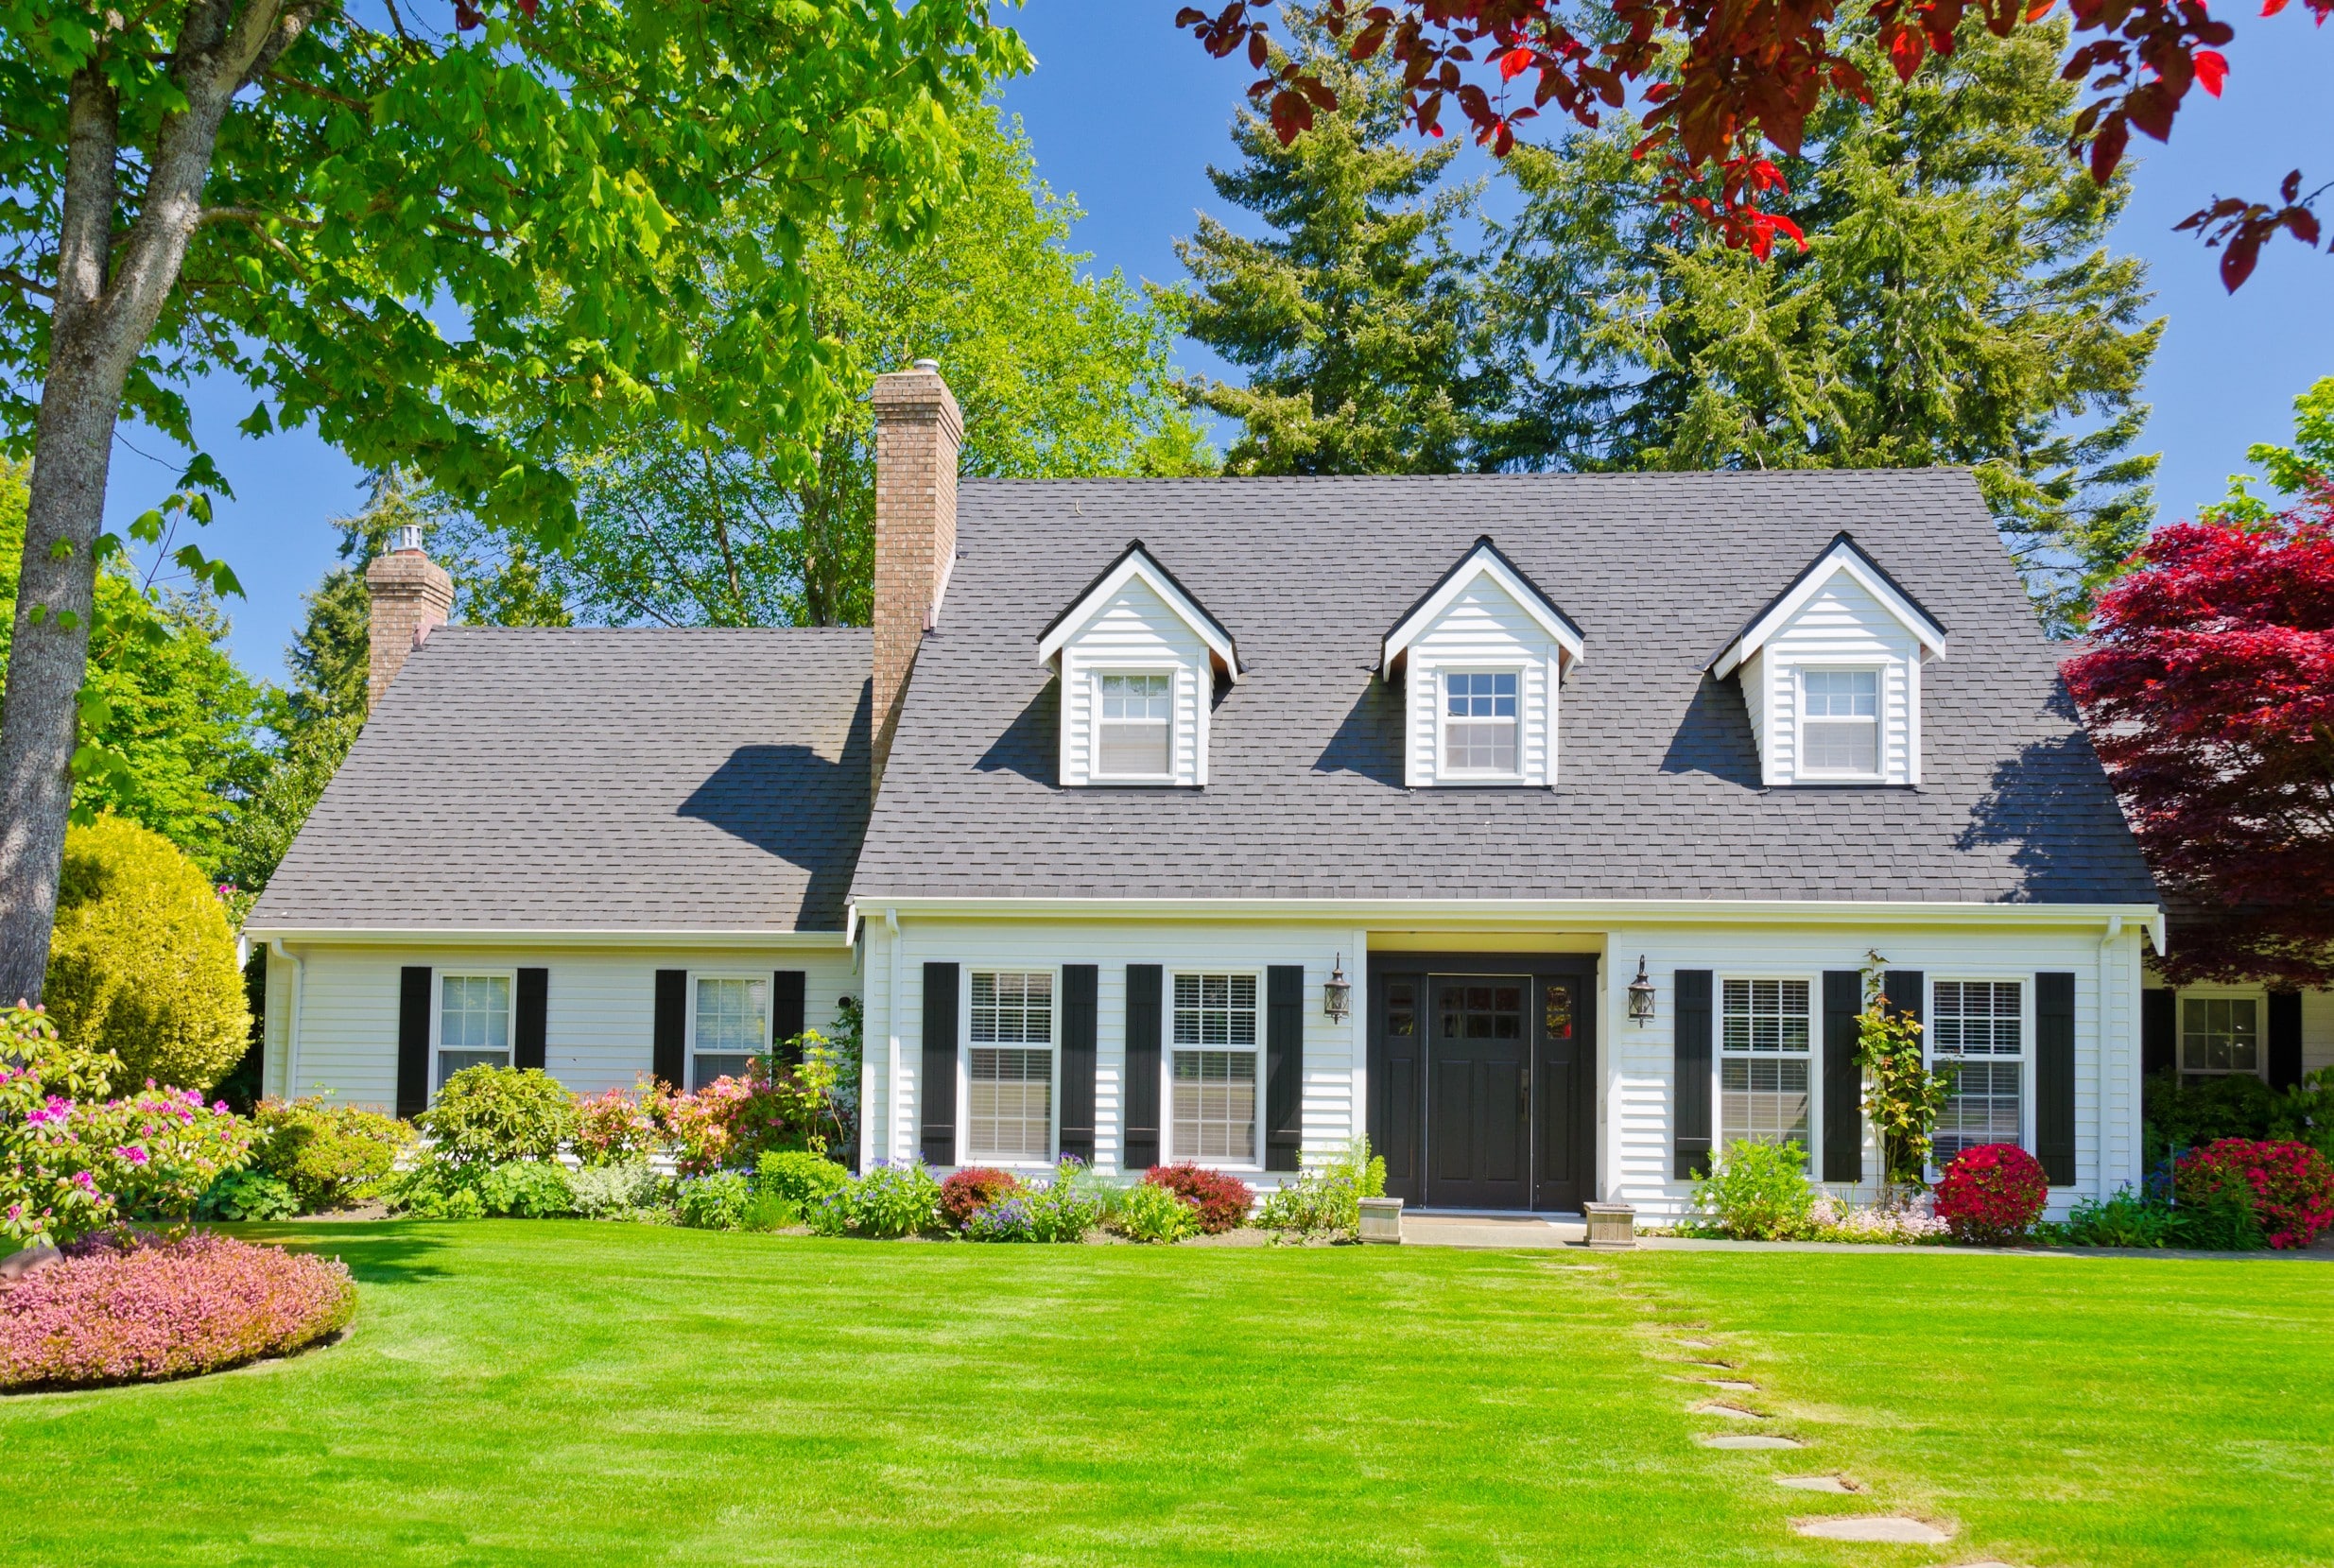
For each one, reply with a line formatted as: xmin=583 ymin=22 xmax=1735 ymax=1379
xmin=971 ymin=973 xmax=1053 ymax=1045
xmin=2182 ymin=997 xmax=2258 ymax=1074
xmin=1803 ymin=719 xmax=1878 ymax=773
xmin=1720 ymin=1058 xmax=1810 ymax=1148
xmin=437 ymin=1050 xmax=509 ymax=1090
xmin=441 ymin=975 xmax=510 ymax=1053
xmin=1935 ymin=1060 xmax=2021 ymax=1159
xmin=1720 ymin=979 xmax=1810 ymax=1053
xmin=1100 ymin=672 xmax=1172 ymax=718
xmin=1444 ymin=720 xmax=1518 ymax=772
xmin=1443 ymin=673 xmax=1519 ymax=772
xmin=695 ymin=977 xmax=769 ymax=1055
xmin=1804 ymin=669 xmax=1878 ymax=715
xmin=691 ymin=1054 xmax=755 ymax=1092
xmin=969 ymin=1046 xmax=1053 ymax=1160
xmin=1175 ymin=973 xmax=1256 ymax=1047
xmin=1098 ymin=724 xmax=1170 ymax=775
xmin=1172 ymin=1049 xmax=1256 ymax=1161
xmin=1444 ymin=671 xmax=1518 ymax=716
xmin=1932 ymin=981 xmax=2022 ymax=1056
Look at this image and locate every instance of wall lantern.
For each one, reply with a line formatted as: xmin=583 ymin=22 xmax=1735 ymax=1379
xmin=1627 ymin=957 xmax=1656 ymax=1025
xmin=1324 ymin=956 xmax=1352 ymax=1021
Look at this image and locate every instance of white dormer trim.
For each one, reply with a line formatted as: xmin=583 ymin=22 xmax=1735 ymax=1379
xmin=1039 ymin=542 xmax=1239 ymax=684
xmin=1382 ymin=536 xmax=1584 ymax=679
xmin=1708 ymin=531 xmax=1946 ymax=681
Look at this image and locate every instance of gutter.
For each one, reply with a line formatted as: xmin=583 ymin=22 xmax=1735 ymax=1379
xmin=241 ymin=926 xmax=855 ymax=950
xmin=844 ymin=895 xmax=2169 ymax=931
xmin=268 ymin=939 xmax=305 ymax=1101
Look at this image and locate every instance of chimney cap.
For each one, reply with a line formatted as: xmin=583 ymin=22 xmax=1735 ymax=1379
xmin=392 ymin=523 xmax=424 ymax=554
xmin=910 ymin=357 xmax=940 ymax=372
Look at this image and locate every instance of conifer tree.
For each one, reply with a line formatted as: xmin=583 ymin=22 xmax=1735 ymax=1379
xmin=1167 ymin=11 xmax=1496 ymax=475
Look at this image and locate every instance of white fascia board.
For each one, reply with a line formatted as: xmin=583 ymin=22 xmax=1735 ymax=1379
xmin=240 ymin=925 xmax=855 ymax=949
xmin=1711 ymin=543 xmax=1949 ymax=680
xmin=1382 ymin=547 xmax=1586 ymax=675
xmin=1036 ymin=552 xmax=1240 ymax=682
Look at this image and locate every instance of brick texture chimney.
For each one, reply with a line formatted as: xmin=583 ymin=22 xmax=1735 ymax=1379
xmin=871 ymin=360 xmax=962 ymax=796
xmin=365 ymin=524 xmax=455 ymax=711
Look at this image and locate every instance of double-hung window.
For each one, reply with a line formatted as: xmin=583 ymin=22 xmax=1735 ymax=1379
xmin=1930 ymin=980 xmax=2023 ymax=1161
xmin=1172 ymin=973 xmax=1258 ymax=1162
xmin=692 ymin=975 xmax=769 ymax=1091
xmin=1801 ymin=669 xmax=1879 ymax=775
xmin=1097 ymin=673 xmax=1172 ymax=778
xmin=2181 ymin=996 xmax=2260 ymax=1079
xmin=1720 ymin=979 xmax=1812 ymax=1155
xmin=969 ymin=972 xmax=1055 ymax=1161
xmin=1443 ymin=671 xmax=1519 ymax=773
xmin=437 ymin=974 xmax=512 ymax=1090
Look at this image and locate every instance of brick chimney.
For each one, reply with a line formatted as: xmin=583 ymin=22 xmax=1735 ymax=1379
xmin=365 ymin=524 xmax=454 ymax=711
xmin=871 ymin=359 xmax=962 ymax=795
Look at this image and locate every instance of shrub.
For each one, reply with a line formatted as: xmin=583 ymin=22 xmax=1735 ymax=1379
xmin=1692 ymin=1139 xmax=1817 ymax=1241
xmin=419 ymin=1066 xmax=578 ymax=1165
xmin=573 ymin=1087 xmax=661 ymax=1167
xmin=740 ymin=1191 xmax=801 ymax=1232
xmin=384 ymin=1156 xmax=572 ymax=1219
xmin=1021 ymin=1157 xmax=1105 ymax=1242
xmin=1805 ymin=1190 xmax=1947 ymax=1244
xmin=196 ymin=1169 xmax=301 ymax=1222
xmin=1112 ymin=1180 xmax=1200 ymax=1244
xmin=2144 ymin=1069 xmax=2277 ymax=1164
xmin=1 ymin=1231 xmax=355 ymax=1390
xmin=1144 ymin=1163 xmax=1253 ymax=1233
xmin=674 ymin=1171 xmax=755 ymax=1231
xmin=2061 ymin=1185 xmax=2181 ymax=1249
xmin=251 ymin=1098 xmax=413 ymax=1211
xmin=809 ymin=1160 xmax=940 ymax=1239
xmin=1257 ymin=1139 xmax=1385 ymax=1238
xmin=569 ymin=1162 xmax=666 ymax=1219
xmin=940 ymin=1166 xmax=1022 ymax=1231
xmin=1935 ymin=1144 xmax=2049 ymax=1244
xmin=963 ymin=1195 xmax=1038 ymax=1241
xmin=472 ymin=1160 xmax=575 ymax=1218
xmin=755 ymin=1149 xmax=851 ymax=1212
xmin=2175 ymin=1138 xmax=2334 ymax=1250
xmin=41 ymin=816 xmax=250 ymax=1093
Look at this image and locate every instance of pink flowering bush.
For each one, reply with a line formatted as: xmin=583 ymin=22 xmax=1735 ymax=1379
xmin=1935 ymin=1144 xmax=2050 ymax=1244
xmin=2175 ymin=1138 xmax=2334 ymax=1250
xmin=574 ymin=1086 xmax=660 ymax=1166
xmin=0 ymin=1230 xmax=354 ymax=1390
xmin=2 ymin=1005 xmax=251 ymax=1247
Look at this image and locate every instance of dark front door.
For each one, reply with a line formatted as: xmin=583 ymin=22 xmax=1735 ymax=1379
xmin=1426 ymin=976 xmax=1530 ymax=1209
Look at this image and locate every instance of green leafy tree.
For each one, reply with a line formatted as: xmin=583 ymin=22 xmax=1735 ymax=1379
xmin=1857 ymin=963 xmax=1956 ymax=1192
xmin=2202 ymin=376 xmax=2334 ymax=525
xmin=0 ymin=0 xmax=1029 ymax=1004
xmin=1165 ymin=10 xmax=1498 ymax=476
xmin=1490 ymin=17 xmax=2160 ymax=631
xmin=437 ymin=104 xmax=1206 ymax=628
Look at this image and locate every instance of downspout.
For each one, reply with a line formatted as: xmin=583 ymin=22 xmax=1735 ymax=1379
xmin=268 ymin=939 xmax=305 ymax=1102
xmin=2098 ymin=915 xmax=2123 ymax=1197
xmin=885 ymin=907 xmax=902 ymax=1170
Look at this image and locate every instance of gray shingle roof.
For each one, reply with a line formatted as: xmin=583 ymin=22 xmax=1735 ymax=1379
xmin=250 ymin=628 xmax=869 ymax=932
xmin=852 ymin=471 xmax=2157 ymax=906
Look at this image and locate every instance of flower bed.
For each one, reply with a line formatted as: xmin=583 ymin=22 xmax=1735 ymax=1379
xmin=1 ymin=1231 xmax=355 ymax=1391
xmin=2175 ymin=1138 xmax=2334 ymax=1250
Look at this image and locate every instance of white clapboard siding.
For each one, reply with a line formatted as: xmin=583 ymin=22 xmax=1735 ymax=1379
xmin=1746 ymin=574 xmax=1925 ymax=786
xmin=1057 ymin=577 xmax=1212 ymax=787
xmin=1400 ymin=578 xmax=1565 ymax=788
xmin=2306 ymin=989 xmax=2334 ymax=1074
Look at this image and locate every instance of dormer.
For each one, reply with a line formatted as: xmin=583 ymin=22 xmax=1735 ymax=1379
xmin=1039 ymin=542 xmax=1239 ymax=787
xmin=1382 ymin=537 xmax=1584 ymax=789
xmin=1708 ymin=532 xmax=1948 ymax=788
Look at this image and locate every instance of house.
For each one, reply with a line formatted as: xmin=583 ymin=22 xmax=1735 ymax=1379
xmin=246 ymin=364 xmax=2333 ymax=1216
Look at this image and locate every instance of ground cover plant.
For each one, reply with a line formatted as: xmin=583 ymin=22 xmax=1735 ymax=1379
xmin=6 ymin=1223 xmax=2328 ymax=1566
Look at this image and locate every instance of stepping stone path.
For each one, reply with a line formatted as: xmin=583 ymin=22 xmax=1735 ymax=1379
xmin=1688 ymin=1359 xmax=1735 ymax=1370
xmin=1791 ymin=1517 xmax=1953 ymax=1544
xmin=1697 ymin=1433 xmax=1803 ymax=1450
xmin=1674 ymin=1337 xmax=1714 ymax=1349
xmin=1701 ymin=1378 xmax=1759 ymax=1393
xmin=1693 ymin=1401 xmax=1766 ymax=1421
xmin=1775 ymin=1474 xmax=1856 ymax=1494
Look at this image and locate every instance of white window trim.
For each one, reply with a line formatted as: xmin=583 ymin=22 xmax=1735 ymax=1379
xmin=1435 ymin=665 xmax=1528 ymax=782
xmin=1089 ymin=665 xmax=1180 ymax=784
xmin=1166 ymin=967 xmax=1266 ymax=1171
xmin=1714 ymin=973 xmax=1821 ymax=1172
xmin=1924 ymin=975 xmax=2033 ymax=1175
xmin=431 ymin=967 xmax=517 ymax=1099
xmin=1793 ymin=663 xmax=1887 ymax=782
xmin=685 ymin=971 xmax=772 ymax=1091
xmin=960 ymin=965 xmax=1063 ymax=1169
xmin=2174 ymin=985 xmax=2271 ymax=1081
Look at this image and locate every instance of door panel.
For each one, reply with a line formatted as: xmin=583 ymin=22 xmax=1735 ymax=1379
xmin=1537 ymin=977 xmax=1589 ymax=1211
xmin=1425 ymin=976 xmax=1530 ymax=1209
xmin=1372 ymin=974 xmax=1425 ymax=1204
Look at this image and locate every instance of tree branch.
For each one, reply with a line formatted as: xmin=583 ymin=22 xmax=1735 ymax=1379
xmin=0 ymin=267 xmax=55 ymax=301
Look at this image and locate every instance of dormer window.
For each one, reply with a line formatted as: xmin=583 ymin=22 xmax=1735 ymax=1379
xmin=1039 ymin=542 xmax=1239 ymax=789
xmin=1382 ymin=537 xmax=1583 ymax=789
xmin=1708 ymin=533 xmax=1947 ymax=789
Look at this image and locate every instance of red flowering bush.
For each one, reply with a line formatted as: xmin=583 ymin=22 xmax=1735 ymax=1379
xmin=1145 ymin=1163 xmax=1255 ymax=1234
xmin=2175 ymin=1138 xmax=2334 ymax=1250
xmin=1935 ymin=1144 xmax=2049 ymax=1244
xmin=939 ymin=1166 xmax=1021 ymax=1231
xmin=573 ymin=1086 xmax=661 ymax=1167
xmin=1 ymin=1231 xmax=355 ymax=1390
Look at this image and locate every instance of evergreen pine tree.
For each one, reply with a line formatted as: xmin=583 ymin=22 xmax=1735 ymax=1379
xmin=1167 ymin=11 xmax=1496 ymax=475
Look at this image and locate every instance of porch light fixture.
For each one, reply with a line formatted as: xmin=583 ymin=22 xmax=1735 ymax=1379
xmin=1324 ymin=956 xmax=1352 ymax=1022
xmin=1627 ymin=957 xmax=1656 ymax=1025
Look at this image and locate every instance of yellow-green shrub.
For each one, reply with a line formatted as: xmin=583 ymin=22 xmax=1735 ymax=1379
xmin=43 ymin=815 xmax=250 ymax=1092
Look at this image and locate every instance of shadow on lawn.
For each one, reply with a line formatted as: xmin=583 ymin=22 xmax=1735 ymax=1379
xmin=234 ymin=1223 xmax=455 ymax=1286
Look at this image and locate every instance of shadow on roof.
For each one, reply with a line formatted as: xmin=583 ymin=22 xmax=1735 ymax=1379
xmin=1658 ymin=674 xmax=1763 ymax=788
xmin=976 ymin=679 xmax=1059 ymax=785
xmin=677 ymin=689 xmax=870 ymax=924
xmin=1955 ymin=726 xmax=2129 ymax=901
xmin=1311 ymin=680 xmax=1405 ymax=785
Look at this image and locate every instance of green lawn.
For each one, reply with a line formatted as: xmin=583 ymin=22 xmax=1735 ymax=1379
xmin=3 ymin=1225 xmax=2328 ymax=1567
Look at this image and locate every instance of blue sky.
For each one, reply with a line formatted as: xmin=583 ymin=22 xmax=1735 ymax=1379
xmin=98 ymin=0 xmax=2333 ymax=685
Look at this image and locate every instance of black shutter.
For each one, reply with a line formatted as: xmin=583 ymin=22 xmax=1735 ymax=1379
xmin=921 ymin=962 xmax=960 ymax=1167
xmin=773 ymin=970 xmax=807 ymax=1065
xmin=1883 ymin=971 xmax=1924 ymax=1035
xmin=653 ymin=969 xmax=687 ymax=1089
xmin=1123 ymin=965 xmax=1164 ymax=1172
xmin=514 ymin=968 xmax=548 ymax=1072
xmin=1060 ymin=965 xmax=1098 ymax=1163
xmin=2269 ymin=991 xmax=2304 ymax=1090
xmin=2141 ymin=989 xmax=2176 ymax=1077
xmin=395 ymin=966 xmax=432 ymax=1119
xmin=1673 ymin=970 xmax=1713 ymax=1180
xmin=2035 ymin=972 xmax=2077 ymax=1186
xmin=1265 ymin=964 xmax=1305 ymax=1172
xmin=1822 ymin=971 xmax=1863 ymax=1184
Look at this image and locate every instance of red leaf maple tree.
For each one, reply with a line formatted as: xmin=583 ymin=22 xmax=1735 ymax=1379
xmin=1178 ymin=0 xmax=2329 ymax=285
xmin=2064 ymin=495 xmax=2334 ymax=987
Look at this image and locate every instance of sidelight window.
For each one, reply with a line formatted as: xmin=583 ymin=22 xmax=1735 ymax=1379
xmin=1720 ymin=978 xmax=1811 ymax=1155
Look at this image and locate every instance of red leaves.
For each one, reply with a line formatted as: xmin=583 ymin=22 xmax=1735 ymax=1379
xmin=2193 ymin=46 xmax=2227 ymax=93
xmin=2176 ymin=169 xmax=2328 ymax=290
xmin=1500 ymin=44 xmax=1534 ymax=78
xmin=1888 ymin=26 xmax=1928 ymax=79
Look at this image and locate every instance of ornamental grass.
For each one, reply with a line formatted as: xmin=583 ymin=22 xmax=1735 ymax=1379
xmin=1 ymin=1231 xmax=354 ymax=1391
